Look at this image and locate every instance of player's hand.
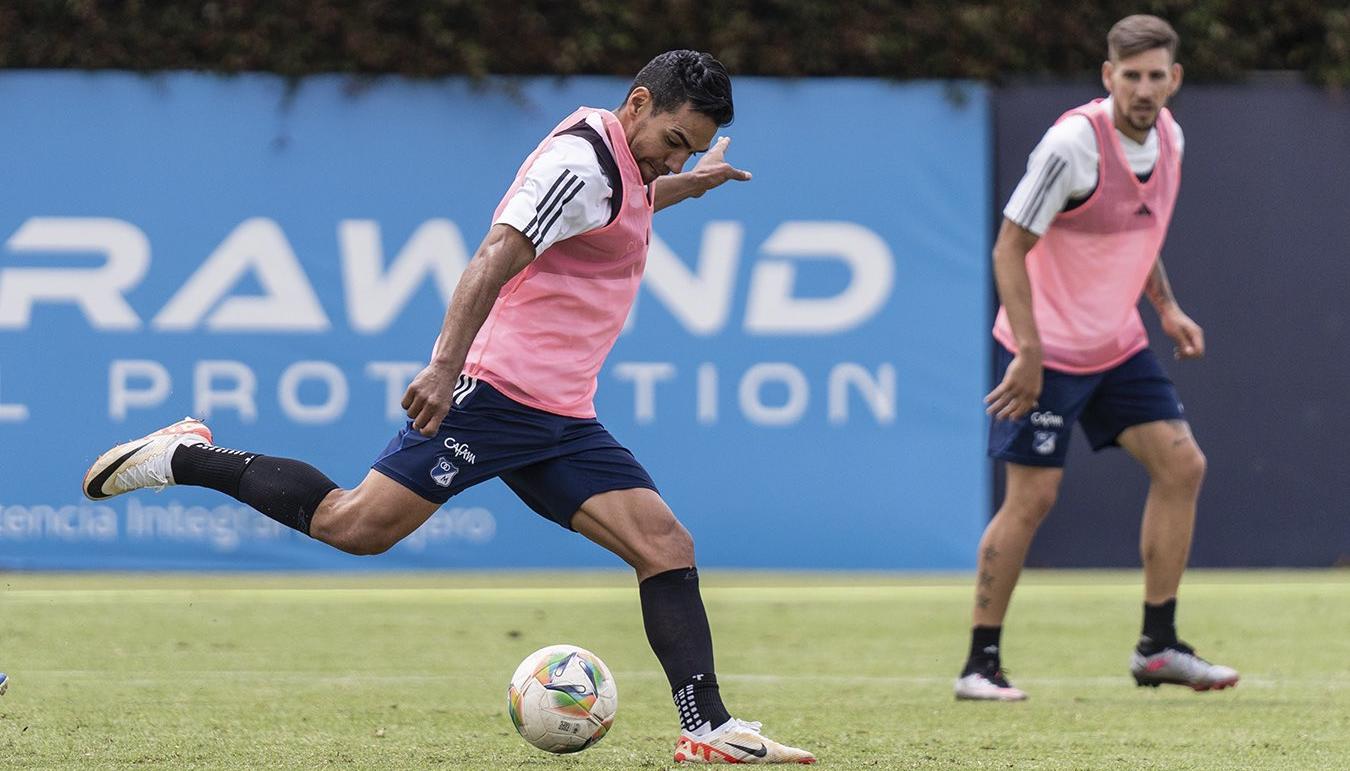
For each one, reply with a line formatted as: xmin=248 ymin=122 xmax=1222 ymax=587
xmin=401 ymin=363 xmax=457 ymax=437
xmin=1161 ymin=308 xmax=1205 ymax=360
xmin=985 ymin=351 xmax=1043 ymax=421
xmin=692 ymin=136 xmax=752 ymax=194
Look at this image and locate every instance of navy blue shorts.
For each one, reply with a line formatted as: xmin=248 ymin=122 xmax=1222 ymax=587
xmin=372 ymin=377 xmax=658 ymax=529
xmin=988 ymin=345 xmax=1185 ymax=467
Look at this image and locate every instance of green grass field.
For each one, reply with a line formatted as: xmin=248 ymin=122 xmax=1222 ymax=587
xmin=2 ymin=570 xmax=1346 ymax=769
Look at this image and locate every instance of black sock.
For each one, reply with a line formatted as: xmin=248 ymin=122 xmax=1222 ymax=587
xmin=674 ymin=674 xmax=727 ymax=736
xmin=1140 ymin=598 xmax=1178 ymax=652
xmin=172 ymin=444 xmax=338 ymax=536
xmin=171 ymin=443 xmax=257 ymax=496
xmin=968 ymin=625 xmax=1002 ymax=663
xmin=639 ymin=567 xmax=731 ymax=734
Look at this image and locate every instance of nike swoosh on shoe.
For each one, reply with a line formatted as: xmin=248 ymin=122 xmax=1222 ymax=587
xmin=85 ymin=441 xmax=151 ymax=499
xmin=727 ymin=741 xmax=768 ymax=758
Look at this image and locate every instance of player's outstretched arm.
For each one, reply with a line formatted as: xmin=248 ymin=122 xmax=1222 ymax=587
xmin=651 ymin=136 xmax=751 ymax=212
xmin=402 ymin=224 xmax=536 ymax=436
xmin=986 ymin=218 xmax=1045 ymax=421
xmin=1145 ymin=257 xmax=1204 ymax=360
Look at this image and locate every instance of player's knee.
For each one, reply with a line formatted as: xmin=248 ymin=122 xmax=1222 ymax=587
xmin=337 ymin=518 xmax=404 ymax=555
xmin=1004 ymin=486 xmax=1058 ymax=527
xmin=1157 ymin=445 xmax=1207 ymax=491
xmin=345 ymin=529 xmax=398 ymax=556
xmin=634 ymin=515 xmax=695 ymax=574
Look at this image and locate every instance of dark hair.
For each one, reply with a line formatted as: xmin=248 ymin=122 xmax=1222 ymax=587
xmin=628 ymin=50 xmax=734 ymax=126
xmin=1108 ymin=15 xmax=1179 ymax=62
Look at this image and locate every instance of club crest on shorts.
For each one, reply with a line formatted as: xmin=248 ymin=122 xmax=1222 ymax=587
xmin=1033 ymin=431 xmax=1057 ymax=455
xmin=430 ymin=457 xmax=459 ymax=487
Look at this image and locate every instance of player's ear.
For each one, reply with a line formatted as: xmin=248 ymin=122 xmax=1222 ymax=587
xmin=625 ymin=86 xmax=651 ymax=116
xmin=1169 ymin=62 xmax=1184 ymax=94
xmin=1101 ymin=60 xmax=1113 ymax=93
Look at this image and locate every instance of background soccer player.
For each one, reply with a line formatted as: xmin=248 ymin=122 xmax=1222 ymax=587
xmin=954 ymin=15 xmax=1240 ymax=701
xmin=84 ymin=50 xmax=814 ymax=764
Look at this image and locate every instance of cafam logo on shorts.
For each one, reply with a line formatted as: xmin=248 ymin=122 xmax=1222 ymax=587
xmin=442 ymin=437 xmax=477 ymax=465
xmin=1029 ymin=411 xmax=1064 ymax=428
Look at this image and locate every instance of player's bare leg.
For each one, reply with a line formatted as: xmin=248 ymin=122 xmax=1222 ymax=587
xmin=572 ymin=489 xmax=814 ymax=764
xmin=955 ymin=463 xmax=1063 ymax=701
xmin=1119 ymin=420 xmax=1205 ymax=603
xmin=973 ymin=464 xmax=1064 ymax=625
xmin=572 ymin=487 xmax=694 ymax=581
xmin=1118 ymin=420 xmax=1237 ymax=690
xmin=307 ymin=471 xmax=440 ymax=555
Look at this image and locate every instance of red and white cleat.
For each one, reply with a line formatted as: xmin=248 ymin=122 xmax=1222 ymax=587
xmin=674 ymin=718 xmax=816 ymax=764
xmin=1131 ymin=642 xmax=1240 ymax=691
xmin=83 ymin=418 xmax=212 ymax=500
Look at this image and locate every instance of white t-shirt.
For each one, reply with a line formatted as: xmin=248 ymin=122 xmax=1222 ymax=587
xmin=1004 ymin=97 xmax=1185 ymax=236
xmin=494 ymin=112 xmax=616 ymax=253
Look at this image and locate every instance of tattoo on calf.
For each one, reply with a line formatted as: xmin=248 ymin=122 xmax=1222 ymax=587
xmin=977 ymin=594 xmax=992 ymax=609
xmin=983 ymin=546 xmax=999 ymax=562
xmin=979 ymin=571 xmax=995 ymax=588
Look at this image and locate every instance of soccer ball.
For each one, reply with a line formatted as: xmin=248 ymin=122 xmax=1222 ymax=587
xmin=507 ymin=644 xmax=618 ymax=753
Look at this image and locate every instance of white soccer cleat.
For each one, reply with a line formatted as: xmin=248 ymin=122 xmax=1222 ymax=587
xmin=82 ymin=418 xmax=212 ymax=500
xmin=955 ymin=661 xmax=1028 ymax=701
xmin=1131 ymin=641 xmax=1240 ymax=691
xmin=673 ymin=718 xmax=816 ymax=764
xmin=0 ymin=672 xmax=8 ymax=696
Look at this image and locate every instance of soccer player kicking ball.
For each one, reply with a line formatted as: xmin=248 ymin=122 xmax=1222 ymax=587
xmin=84 ymin=50 xmax=814 ymax=764
xmin=955 ymin=16 xmax=1239 ymax=701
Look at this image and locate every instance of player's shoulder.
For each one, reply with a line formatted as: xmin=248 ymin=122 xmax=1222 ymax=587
xmin=534 ymin=134 xmax=613 ymax=188
xmin=1038 ymin=112 xmax=1096 ymax=156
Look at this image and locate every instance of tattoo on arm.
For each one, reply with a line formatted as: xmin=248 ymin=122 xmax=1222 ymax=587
xmin=1145 ymin=259 xmax=1178 ymax=312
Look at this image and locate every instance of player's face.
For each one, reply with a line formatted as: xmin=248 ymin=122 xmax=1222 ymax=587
xmin=626 ymin=97 xmax=718 ymax=185
xmin=1102 ymin=47 xmax=1183 ymax=138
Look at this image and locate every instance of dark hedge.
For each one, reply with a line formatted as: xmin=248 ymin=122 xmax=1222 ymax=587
xmin=1 ymin=1 xmax=1346 ymax=85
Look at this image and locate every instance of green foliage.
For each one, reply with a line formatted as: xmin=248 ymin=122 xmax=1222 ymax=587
xmin=0 ymin=1 xmax=1347 ymax=85
xmin=2 ymin=571 xmax=1348 ymax=768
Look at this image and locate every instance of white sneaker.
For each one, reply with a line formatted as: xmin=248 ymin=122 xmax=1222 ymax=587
xmin=83 ymin=418 xmax=212 ymax=500
xmin=954 ymin=660 xmax=1028 ymax=701
xmin=674 ymin=718 xmax=816 ymax=764
xmin=1131 ymin=641 xmax=1240 ymax=691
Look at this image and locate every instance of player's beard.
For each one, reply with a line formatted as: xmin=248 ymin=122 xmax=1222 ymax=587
xmin=1127 ymin=103 xmax=1158 ymax=132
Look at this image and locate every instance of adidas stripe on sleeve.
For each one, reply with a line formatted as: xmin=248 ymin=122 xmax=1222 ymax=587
xmin=1002 ymin=115 xmax=1098 ymax=236
xmin=494 ymin=136 xmax=614 ymax=254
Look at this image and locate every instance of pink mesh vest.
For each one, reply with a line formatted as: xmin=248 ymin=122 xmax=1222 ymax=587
xmin=994 ymin=100 xmax=1181 ymax=374
xmin=464 ymin=108 xmax=652 ymax=417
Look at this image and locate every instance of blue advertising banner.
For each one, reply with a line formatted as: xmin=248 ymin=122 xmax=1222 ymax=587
xmin=0 ymin=72 xmax=990 ymax=570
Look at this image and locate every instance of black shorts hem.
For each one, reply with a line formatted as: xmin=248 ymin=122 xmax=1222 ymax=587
xmin=988 ymin=450 xmax=1066 ymax=468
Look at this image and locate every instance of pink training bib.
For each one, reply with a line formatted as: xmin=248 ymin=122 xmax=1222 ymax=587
xmin=994 ymin=100 xmax=1181 ymax=373
xmin=464 ymin=108 xmax=653 ymax=417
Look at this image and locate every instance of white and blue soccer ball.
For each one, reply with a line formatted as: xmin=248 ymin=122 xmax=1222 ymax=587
xmin=507 ymin=644 xmax=618 ymax=753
